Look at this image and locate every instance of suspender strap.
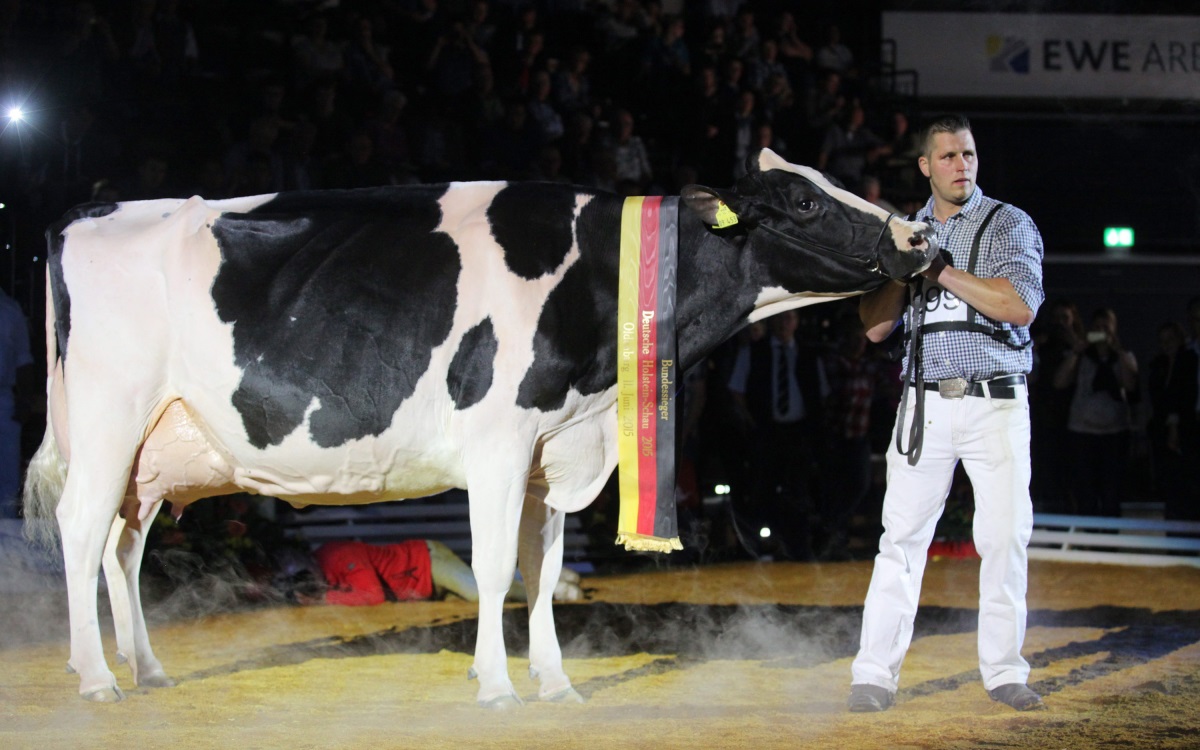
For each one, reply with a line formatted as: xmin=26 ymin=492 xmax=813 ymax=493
xmin=962 ymin=202 xmax=1004 ymax=329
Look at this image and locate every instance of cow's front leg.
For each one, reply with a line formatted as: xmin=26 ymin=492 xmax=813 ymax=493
xmin=466 ymin=458 xmax=530 ymax=708
xmin=518 ymin=492 xmax=581 ymax=702
xmin=102 ymin=499 xmax=174 ymax=689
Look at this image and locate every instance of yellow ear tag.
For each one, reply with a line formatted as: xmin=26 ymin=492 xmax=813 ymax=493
xmin=713 ymin=201 xmax=739 ymax=228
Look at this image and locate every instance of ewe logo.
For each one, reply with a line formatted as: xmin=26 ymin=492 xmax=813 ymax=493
xmin=987 ymin=35 xmax=1030 ymax=73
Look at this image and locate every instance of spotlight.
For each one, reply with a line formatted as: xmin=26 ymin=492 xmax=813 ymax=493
xmin=6 ymin=106 xmax=23 ymax=123
xmin=714 ymin=484 xmax=730 ymax=495
xmin=759 ymin=526 xmax=771 ymax=539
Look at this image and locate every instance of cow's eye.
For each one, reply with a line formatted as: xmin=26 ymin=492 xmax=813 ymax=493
xmin=797 ymin=200 xmax=815 ymax=212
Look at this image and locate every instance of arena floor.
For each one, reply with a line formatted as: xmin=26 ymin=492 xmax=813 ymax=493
xmin=2 ymin=558 xmax=1199 ymax=750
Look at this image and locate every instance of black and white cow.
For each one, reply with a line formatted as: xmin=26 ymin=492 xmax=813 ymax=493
xmin=24 ymin=149 xmax=934 ymax=706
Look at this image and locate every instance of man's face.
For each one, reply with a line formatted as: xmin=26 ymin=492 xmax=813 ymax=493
xmin=919 ymin=129 xmax=977 ymax=208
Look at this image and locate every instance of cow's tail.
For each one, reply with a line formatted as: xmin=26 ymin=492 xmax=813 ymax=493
xmin=23 ymin=426 xmax=66 ymax=549
xmin=22 ymin=266 xmax=69 ymax=550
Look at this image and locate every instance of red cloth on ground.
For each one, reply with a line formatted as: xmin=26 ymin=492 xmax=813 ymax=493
xmin=314 ymin=540 xmax=434 ymax=606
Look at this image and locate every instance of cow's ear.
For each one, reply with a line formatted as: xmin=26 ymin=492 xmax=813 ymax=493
xmin=681 ymin=185 xmax=741 ymax=229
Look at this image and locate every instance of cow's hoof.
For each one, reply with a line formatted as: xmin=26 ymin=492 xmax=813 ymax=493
xmin=82 ymin=685 xmax=125 ymax=703
xmin=541 ymin=687 xmax=585 ymax=704
xmin=115 ymin=652 xmax=128 ymax=665
xmin=478 ymin=692 xmax=524 ymax=710
xmin=138 ymin=672 xmax=176 ymax=689
xmin=467 ymin=666 xmax=478 ymax=681
xmin=65 ymin=663 xmax=77 ymax=674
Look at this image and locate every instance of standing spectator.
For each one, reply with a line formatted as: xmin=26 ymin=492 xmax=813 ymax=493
xmin=817 ymin=314 xmax=889 ymax=560
xmin=727 ymin=310 xmax=825 ymax=561
xmin=850 ymin=114 xmax=1045 ymax=713
xmin=774 ymin=11 xmax=813 ymax=97
xmin=1029 ymin=299 xmax=1085 ymax=512
xmin=428 ymin=18 xmax=489 ymax=107
xmin=729 ymin=89 xmax=758 ymax=179
xmin=343 ymin=13 xmax=395 ymax=99
xmin=1147 ymin=321 xmax=1197 ymax=520
xmin=0 ymin=287 xmax=32 ymax=519
xmin=1054 ymin=307 xmax=1139 ymax=517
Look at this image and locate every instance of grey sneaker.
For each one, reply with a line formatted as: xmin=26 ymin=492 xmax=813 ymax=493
xmin=988 ymin=683 xmax=1045 ymax=711
xmin=848 ymin=684 xmax=895 ymax=712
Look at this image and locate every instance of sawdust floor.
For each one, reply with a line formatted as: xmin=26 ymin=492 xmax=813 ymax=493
xmin=2 ymin=559 xmax=1199 ymax=750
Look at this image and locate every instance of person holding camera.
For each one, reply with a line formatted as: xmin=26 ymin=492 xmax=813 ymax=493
xmin=849 ymin=114 xmax=1045 ymax=713
xmin=1054 ymin=307 xmax=1139 ymax=517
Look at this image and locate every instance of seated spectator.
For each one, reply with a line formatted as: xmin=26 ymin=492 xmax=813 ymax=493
xmin=322 ymin=129 xmax=392 ymax=189
xmin=526 ymin=69 xmax=565 ymax=143
xmin=814 ymin=23 xmax=853 ymax=76
xmin=601 ymin=108 xmax=653 ymax=192
xmin=860 ymin=175 xmax=898 ymax=214
xmin=284 ymin=539 xmax=584 ymax=606
xmin=290 ymin=12 xmax=346 ymax=92
xmin=480 ymin=99 xmax=541 ymax=179
xmin=816 ymin=102 xmax=888 ymax=193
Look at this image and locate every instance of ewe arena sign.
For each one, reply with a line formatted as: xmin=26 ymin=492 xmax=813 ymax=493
xmin=883 ymin=12 xmax=1200 ymax=100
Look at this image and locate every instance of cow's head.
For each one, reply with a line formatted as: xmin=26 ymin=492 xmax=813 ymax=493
xmin=681 ymin=148 xmax=936 ymax=304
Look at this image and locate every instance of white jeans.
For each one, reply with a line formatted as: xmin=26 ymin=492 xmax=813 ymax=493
xmin=851 ymin=385 xmax=1033 ymax=692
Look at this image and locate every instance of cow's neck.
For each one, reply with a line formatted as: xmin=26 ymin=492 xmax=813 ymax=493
xmin=673 ymin=214 xmax=764 ymax=370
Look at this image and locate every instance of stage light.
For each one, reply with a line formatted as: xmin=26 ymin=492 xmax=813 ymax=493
xmin=759 ymin=526 xmax=771 ymax=538
xmin=6 ymin=106 xmax=22 ymax=122
xmin=714 ymin=484 xmax=730 ymax=495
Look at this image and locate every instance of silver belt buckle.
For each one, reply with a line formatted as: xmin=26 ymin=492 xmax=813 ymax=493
xmin=938 ymin=377 xmax=968 ymax=399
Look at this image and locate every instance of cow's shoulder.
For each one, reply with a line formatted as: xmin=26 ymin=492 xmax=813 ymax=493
xmin=486 ymin=182 xmax=587 ymax=279
xmin=516 ymin=191 xmax=622 ymax=411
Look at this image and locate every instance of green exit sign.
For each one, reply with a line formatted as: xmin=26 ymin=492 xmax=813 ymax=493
xmin=1104 ymin=227 xmax=1134 ymax=248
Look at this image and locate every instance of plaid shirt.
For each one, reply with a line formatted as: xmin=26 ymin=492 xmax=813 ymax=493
xmin=904 ymin=188 xmax=1045 ymax=382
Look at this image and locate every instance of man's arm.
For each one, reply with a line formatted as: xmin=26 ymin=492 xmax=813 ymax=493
xmin=859 ymin=280 xmax=908 ymax=343
xmin=920 ymin=255 xmax=1034 ymax=327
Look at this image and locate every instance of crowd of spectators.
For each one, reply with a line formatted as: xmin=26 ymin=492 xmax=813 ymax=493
xmin=0 ymin=0 xmax=921 ymax=239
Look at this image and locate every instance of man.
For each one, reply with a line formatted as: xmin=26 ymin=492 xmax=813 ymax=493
xmin=288 ymin=539 xmax=583 ymax=606
xmin=0 ymin=288 xmax=32 ymax=518
xmin=727 ymin=310 xmax=825 ymax=560
xmin=849 ymin=114 xmax=1045 ymax=712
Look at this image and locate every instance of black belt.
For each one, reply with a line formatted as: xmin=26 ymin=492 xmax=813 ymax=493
xmin=916 ymin=374 xmax=1026 ymax=400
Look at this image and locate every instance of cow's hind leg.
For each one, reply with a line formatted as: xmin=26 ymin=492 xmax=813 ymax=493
xmin=58 ymin=468 xmax=135 ymax=701
xmin=103 ymin=498 xmax=174 ymax=688
xmin=57 ymin=388 xmax=156 ymax=702
xmin=518 ymin=491 xmax=582 ymax=703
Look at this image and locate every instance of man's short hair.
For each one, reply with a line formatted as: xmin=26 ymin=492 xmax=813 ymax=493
xmin=919 ymin=114 xmax=972 ymax=157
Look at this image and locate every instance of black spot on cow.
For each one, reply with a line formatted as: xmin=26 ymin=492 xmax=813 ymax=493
xmin=45 ymin=202 xmax=120 ymax=361
xmin=516 ymin=192 xmax=620 ymax=411
xmin=488 ymin=183 xmax=577 ymax=279
xmin=210 ymin=185 xmax=460 ymax=449
xmin=446 ymin=318 xmax=498 ymax=410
